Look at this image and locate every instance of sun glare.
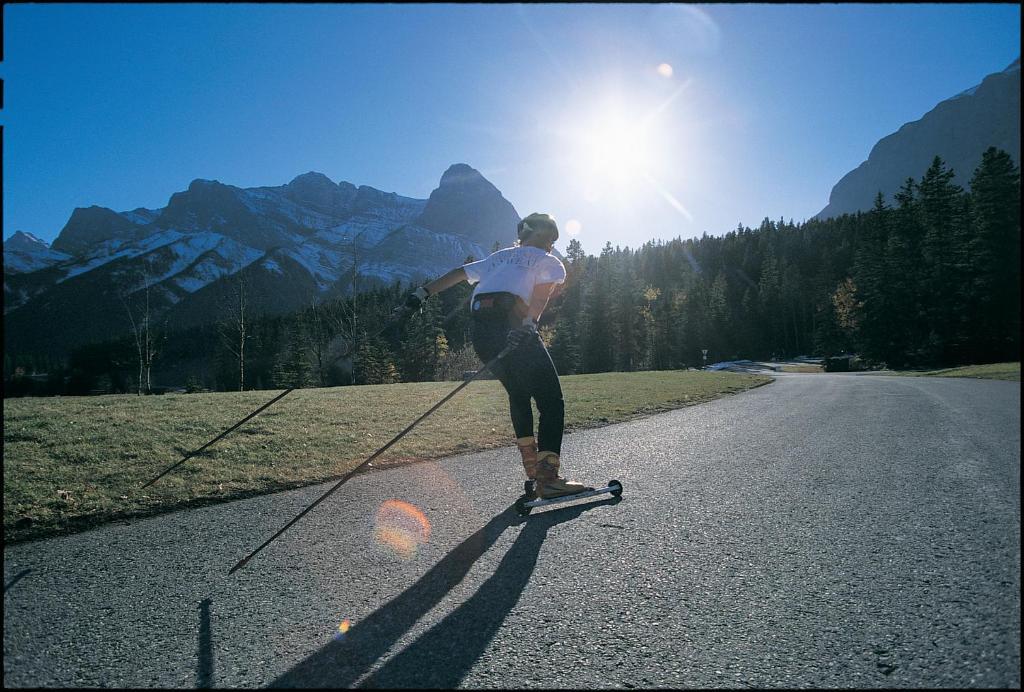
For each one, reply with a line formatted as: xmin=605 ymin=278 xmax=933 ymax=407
xmin=587 ymin=116 xmax=653 ymax=183
xmin=548 ymin=77 xmax=697 ymax=222
xmin=572 ymin=107 xmax=659 ymax=197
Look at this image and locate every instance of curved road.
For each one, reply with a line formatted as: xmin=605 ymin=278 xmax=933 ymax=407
xmin=4 ymin=373 xmax=1020 ymax=688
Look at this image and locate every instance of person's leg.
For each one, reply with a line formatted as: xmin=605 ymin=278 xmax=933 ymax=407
xmin=517 ymin=333 xmax=590 ymax=499
xmin=471 ymin=310 xmax=537 ymax=481
xmin=520 ymin=337 xmax=564 ymax=455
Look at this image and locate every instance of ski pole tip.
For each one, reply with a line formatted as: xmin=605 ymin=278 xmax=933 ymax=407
xmin=227 ymin=557 xmax=250 ymax=575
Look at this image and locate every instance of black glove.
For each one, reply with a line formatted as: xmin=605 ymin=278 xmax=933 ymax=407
xmin=506 ymin=320 xmax=538 ymax=349
xmin=405 ymin=286 xmax=430 ymax=310
xmin=391 ymin=286 xmax=429 ymax=319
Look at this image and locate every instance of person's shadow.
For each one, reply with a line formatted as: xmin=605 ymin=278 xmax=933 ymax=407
xmin=270 ymin=497 xmax=620 ymax=688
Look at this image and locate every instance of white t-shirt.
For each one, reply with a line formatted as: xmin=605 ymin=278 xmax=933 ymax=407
xmin=462 ymin=246 xmax=567 ymax=305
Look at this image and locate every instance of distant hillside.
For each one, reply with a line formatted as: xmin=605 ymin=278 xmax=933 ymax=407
xmin=816 ymin=58 xmax=1020 ymax=219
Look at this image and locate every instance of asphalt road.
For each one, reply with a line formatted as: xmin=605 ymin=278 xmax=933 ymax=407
xmin=4 ymin=373 xmax=1020 ymax=688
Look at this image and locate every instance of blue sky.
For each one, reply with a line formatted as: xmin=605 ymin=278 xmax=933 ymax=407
xmin=2 ymin=3 xmax=1020 ymax=255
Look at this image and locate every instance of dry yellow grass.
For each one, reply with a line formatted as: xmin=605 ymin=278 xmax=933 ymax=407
xmin=883 ymin=362 xmax=1019 ymax=381
xmin=780 ymin=364 xmax=823 ymax=373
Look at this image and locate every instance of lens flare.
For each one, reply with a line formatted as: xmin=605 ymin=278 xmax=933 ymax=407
xmin=374 ymin=499 xmax=431 ymax=559
xmin=565 ymin=219 xmax=582 ymax=236
xmin=333 ymin=618 xmax=352 ymax=641
xmin=657 ymin=63 xmax=674 ymax=78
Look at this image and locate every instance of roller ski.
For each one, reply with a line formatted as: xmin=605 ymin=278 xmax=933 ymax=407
xmin=515 ymin=479 xmax=624 ymax=516
xmin=513 ymin=441 xmax=623 ymax=516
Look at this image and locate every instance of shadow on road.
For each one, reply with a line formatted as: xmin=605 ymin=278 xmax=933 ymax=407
xmin=3 ymin=568 xmax=33 ymax=594
xmin=198 ymin=598 xmax=214 ymax=689
xmin=270 ymin=497 xmax=619 ymax=688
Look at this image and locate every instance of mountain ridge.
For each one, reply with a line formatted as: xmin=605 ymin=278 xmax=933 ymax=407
xmin=3 ymin=164 xmax=521 ymax=357
xmin=816 ymin=57 xmax=1020 ymax=219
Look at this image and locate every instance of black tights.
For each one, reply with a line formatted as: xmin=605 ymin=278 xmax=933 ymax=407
xmin=470 ymin=294 xmax=564 ymax=455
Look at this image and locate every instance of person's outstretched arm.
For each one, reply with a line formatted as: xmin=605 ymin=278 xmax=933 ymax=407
xmin=403 ymin=266 xmax=469 ymax=312
xmin=423 ymin=266 xmax=468 ymax=296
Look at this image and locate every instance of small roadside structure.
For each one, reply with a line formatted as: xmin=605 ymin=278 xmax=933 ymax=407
xmin=824 ymin=354 xmax=861 ymax=372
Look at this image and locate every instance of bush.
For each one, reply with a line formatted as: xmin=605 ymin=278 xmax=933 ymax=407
xmin=435 ymin=345 xmax=484 ymax=381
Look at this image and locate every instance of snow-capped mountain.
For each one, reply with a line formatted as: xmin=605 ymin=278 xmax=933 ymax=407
xmin=4 ymin=164 xmax=521 ymax=355
xmin=3 ymin=231 xmax=72 ymax=274
xmin=816 ymin=58 xmax=1020 ymax=219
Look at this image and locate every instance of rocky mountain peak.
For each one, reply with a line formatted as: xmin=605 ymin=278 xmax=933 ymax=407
xmin=5 ymin=231 xmax=50 ymax=252
xmin=50 ymin=206 xmax=140 ymax=255
xmin=283 ymin=171 xmax=357 ymax=216
xmin=288 ymin=171 xmax=335 ymax=187
xmin=438 ymin=163 xmax=488 ymax=188
xmin=416 ymin=164 xmax=520 ymax=249
xmin=164 ymin=179 xmax=246 ymax=218
xmin=5 ymin=230 xmax=72 ymax=275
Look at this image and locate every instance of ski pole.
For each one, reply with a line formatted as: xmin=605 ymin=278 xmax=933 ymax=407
xmin=139 ymin=311 xmax=399 ymax=489
xmin=139 ymin=303 xmax=422 ymax=489
xmin=228 ymin=343 xmax=514 ymax=575
xmin=141 ymin=387 xmax=294 ymax=489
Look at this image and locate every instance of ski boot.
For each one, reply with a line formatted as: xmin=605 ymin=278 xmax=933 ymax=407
xmin=514 ymin=451 xmax=623 ymax=516
xmin=517 ymin=436 xmax=539 ymax=499
xmin=533 ymin=452 xmax=593 ymax=499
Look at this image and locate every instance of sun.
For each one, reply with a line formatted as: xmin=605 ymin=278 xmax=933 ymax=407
xmin=545 ymin=78 xmax=696 ymax=220
xmin=582 ymin=113 xmax=656 ymax=187
xmin=559 ymin=95 xmax=668 ymax=204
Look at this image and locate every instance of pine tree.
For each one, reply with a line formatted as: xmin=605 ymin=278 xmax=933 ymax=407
xmin=707 ymin=272 xmax=731 ymax=358
xmin=968 ymin=147 xmax=1021 ymax=361
xmin=852 ymin=192 xmax=893 ymax=362
xmin=399 ymin=298 xmax=449 ymax=381
xmin=270 ymin=320 xmax=313 ymax=389
xmin=683 ymin=278 xmax=710 ymax=366
xmin=548 ymin=238 xmax=587 ymax=374
xmin=917 ymin=156 xmax=965 ymax=364
xmin=757 ymin=249 xmax=784 ymax=357
xmin=887 ymin=177 xmax=926 ymax=365
xmin=353 ymin=337 xmax=401 ymax=385
xmin=612 ymin=251 xmax=643 ymax=371
xmin=548 ymin=319 xmax=582 ymax=375
xmin=582 ymin=243 xmax=617 ymax=373
xmin=639 ymin=285 xmax=661 ymax=370
xmin=565 ymin=237 xmax=586 ymax=264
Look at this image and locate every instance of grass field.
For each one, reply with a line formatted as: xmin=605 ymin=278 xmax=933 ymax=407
xmin=882 ymin=362 xmax=1020 ymax=381
xmin=780 ymin=364 xmax=824 ymax=373
xmin=3 ymin=369 xmax=770 ymax=543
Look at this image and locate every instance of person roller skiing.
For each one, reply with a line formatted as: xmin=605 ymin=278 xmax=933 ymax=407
xmin=401 ymin=213 xmax=591 ymax=500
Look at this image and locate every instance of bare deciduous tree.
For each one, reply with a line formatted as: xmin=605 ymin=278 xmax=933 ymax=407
xmin=122 ymin=272 xmax=165 ymax=395
xmin=305 ymin=232 xmax=365 ymax=385
xmin=307 ymin=296 xmax=360 ymax=386
xmin=218 ymin=275 xmax=251 ymax=391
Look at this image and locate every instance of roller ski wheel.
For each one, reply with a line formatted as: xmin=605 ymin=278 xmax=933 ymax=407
xmin=516 ymin=479 xmax=624 ymax=515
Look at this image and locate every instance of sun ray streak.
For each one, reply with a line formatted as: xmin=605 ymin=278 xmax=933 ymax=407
xmin=516 ymin=5 xmax=580 ymax=94
xmin=641 ymin=78 xmax=694 ymax=129
xmin=642 ymin=172 xmax=694 ymax=223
